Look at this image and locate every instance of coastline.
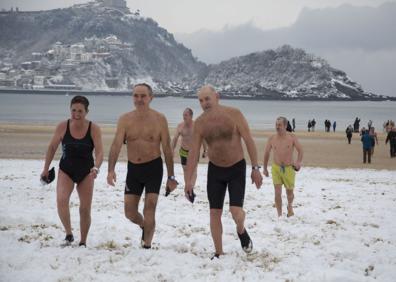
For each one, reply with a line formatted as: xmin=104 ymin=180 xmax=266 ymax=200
xmin=1 ymin=88 xmax=395 ymax=101
xmin=0 ymin=122 xmax=394 ymax=170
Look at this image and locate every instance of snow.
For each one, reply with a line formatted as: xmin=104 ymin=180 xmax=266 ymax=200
xmin=157 ymin=34 xmax=173 ymax=47
xmin=128 ymin=76 xmax=157 ymax=89
xmin=1 ymin=159 xmax=395 ymax=281
xmin=331 ymin=78 xmax=359 ymax=92
xmin=311 ymin=61 xmax=323 ymax=68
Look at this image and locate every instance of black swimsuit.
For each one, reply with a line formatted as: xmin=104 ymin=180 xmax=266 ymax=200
xmin=207 ymin=159 xmax=246 ymax=209
xmin=59 ymin=120 xmax=94 ymax=183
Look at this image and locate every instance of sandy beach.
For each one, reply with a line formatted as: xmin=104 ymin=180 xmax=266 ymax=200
xmin=0 ymin=122 xmax=394 ymax=170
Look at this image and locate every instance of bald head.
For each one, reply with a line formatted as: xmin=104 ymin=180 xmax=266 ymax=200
xmin=198 ymin=85 xmax=219 ymax=111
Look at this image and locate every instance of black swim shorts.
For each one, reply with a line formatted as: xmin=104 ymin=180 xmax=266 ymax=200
xmin=125 ymin=157 xmax=163 ymax=196
xmin=207 ymin=159 xmax=246 ymax=209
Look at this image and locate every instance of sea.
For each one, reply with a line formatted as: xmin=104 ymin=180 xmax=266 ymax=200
xmin=0 ymin=93 xmax=395 ymax=131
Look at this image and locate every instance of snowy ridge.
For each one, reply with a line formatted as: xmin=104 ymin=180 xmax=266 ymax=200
xmin=0 ymin=3 xmax=391 ymax=99
xmin=203 ymin=45 xmax=374 ymax=100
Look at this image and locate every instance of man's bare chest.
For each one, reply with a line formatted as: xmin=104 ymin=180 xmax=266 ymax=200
xmin=126 ymin=121 xmax=161 ymax=142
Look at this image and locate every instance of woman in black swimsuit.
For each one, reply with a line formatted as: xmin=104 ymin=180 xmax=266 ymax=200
xmin=41 ymin=96 xmax=103 ymax=246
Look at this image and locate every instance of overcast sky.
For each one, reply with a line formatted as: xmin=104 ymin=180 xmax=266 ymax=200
xmin=0 ymin=0 xmax=393 ymax=33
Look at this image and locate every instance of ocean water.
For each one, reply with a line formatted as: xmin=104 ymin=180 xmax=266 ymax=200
xmin=0 ymin=93 xmax=394 ymax=131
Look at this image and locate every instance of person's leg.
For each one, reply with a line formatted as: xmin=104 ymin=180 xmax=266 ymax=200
xmin=228 ymin=161 xmax=246 ymax=233
xmin=182 ymin=164 xmax=188 ymax=187
xmin=142 ymin=193 xmax=159 ymax=247
xmin=210 ymin=208 xmax=224 ymax=255
xmin=207 ymin=162 xmax=227 ymax=255
xmin=363 ymin=149 xmax=367 ymax=163
xmin=56 ymin=170 xmax=75 ymax=237
xmin=392 ymin=141 xmax=396 ymax=157
xmin=76 ymin=174 xmax=94 ymax=245
xmin=124 ymin=194 xmax=143 ymax=227
xmin=124 ymin=161 xmax=145 ymax=236
xmin=274 ymin=185 xmax=283 ymax=217
xmin=286 ymin=189 xmax=294 ymax=217
xmin=230 ymin=206 xmax=245 ymax=234
xmin=368 ymin=149 xmax=372 ymax=163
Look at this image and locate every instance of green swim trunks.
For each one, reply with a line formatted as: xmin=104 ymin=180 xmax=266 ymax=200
xmin=271 ymin=164 xmax=295 ymax=190
xmin=179 ymin=147 xmax=189 ymax=165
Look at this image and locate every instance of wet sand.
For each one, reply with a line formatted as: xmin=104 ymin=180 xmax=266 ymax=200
xmin=0 ymin=123 xmax=394 ymax=170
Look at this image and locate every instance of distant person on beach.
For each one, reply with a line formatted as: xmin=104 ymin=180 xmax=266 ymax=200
xmin=311 ymin=119 xmax=316 ymax=132
xmin=171 ymin=108 xmax=207 ymax=189
xmin=354 ymin=117 xmax=360 ymax=133
xmin=368 ymin=120 xmax=373 ymax=131
xmin=41 ymin=95 xmax=104 ymax=246
xmin=292 ymin=118 xmax=296 ymax=132
xmin=324 ymin=120 xmax=331 ymax=132
xmin=385 ymin=120 xmax=395 ymax=133
xmin=184 ymin=85 xmax=263 ymax=259
xmin=385 ymin=126 xmax=396 ymax=158
xmin=263 ymin=117 xmax=304 ymax=217
xmin=286 ymin=120 xmax=293 ymax=132
xmin=369 ymin=127 xmax=379 ymax=156
xmin=361 ymin=130 xmax=374 ymax=164
xmin=107 ymin=83 xmax=178 ymax=249
xmin=333 ymin=121 xmax=336 ymax=132
xmin=346 ymin=125 xmax=353 ymax=144
xmin=308 ymin=120 xmax=312 ymax=132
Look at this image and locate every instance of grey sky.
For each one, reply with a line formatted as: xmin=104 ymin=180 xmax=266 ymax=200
xmin=0 ymin=0 xmax=393 ymax=33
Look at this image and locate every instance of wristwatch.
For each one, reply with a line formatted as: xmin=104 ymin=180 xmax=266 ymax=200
xmin=252 ymin=165 xmax=261 ymax=170
xmin=92 ymin=167 xmax=100 ymax=174
xmin=168 ymin=176 xmax=176 ymax=181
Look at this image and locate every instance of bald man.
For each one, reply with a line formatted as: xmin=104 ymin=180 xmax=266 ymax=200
xmin=185 ymin=85 xmax=263 ymax=259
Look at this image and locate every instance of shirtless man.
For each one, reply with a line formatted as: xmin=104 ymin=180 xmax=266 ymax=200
xmin=185 ymin=85 xmax=263 ymax=258
xmin=107 ymin=83 xmax=178 ymax=248
xmin=263 ymin=117 xmax=303 ymax=217
xmin=171 ymin=108 xmax=207 ymax=188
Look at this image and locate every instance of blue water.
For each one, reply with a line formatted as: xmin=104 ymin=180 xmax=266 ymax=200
xmin=0 ymin=93 xmax=394 ymax=131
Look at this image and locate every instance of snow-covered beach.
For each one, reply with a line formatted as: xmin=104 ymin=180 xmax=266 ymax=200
xmin=1 ymin=159 xmax=395 ymax=281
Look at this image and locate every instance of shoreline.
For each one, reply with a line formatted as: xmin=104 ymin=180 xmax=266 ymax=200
xmin=1 ymin=88 xmax=395 ymax=101
xmin=0 ymin=122 xmax=394 ymax=170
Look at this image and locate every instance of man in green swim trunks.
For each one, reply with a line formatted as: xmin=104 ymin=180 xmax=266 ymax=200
xmin=172 ymin=108 xmax=207 ymax=188
xmin=263 ymin=117 xmax=303 ymax=217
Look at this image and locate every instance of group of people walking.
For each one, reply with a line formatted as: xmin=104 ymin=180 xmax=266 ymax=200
xmin=346 ymin=117 xmax=396 ymax=163
xmin=41 ymin=84 xmax=303 ymax=259
xmin=324 ymin=119 xmax=336 ymax=132
xmin=307 ymin=119 xmax=316 ymax=132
